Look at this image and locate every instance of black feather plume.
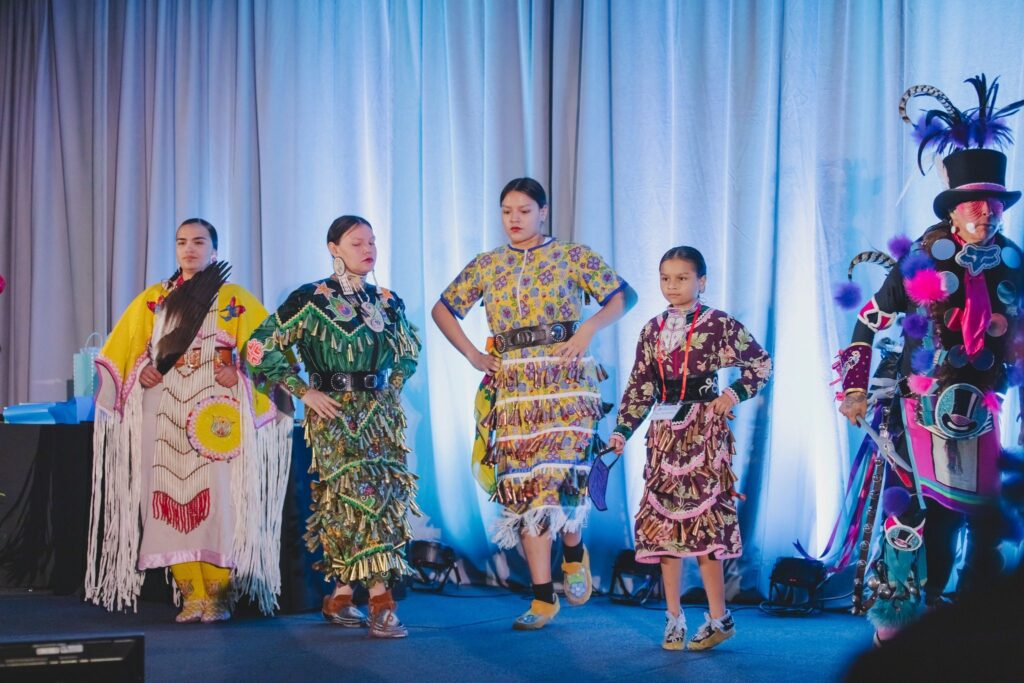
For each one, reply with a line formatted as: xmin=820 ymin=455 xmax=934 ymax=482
xmin=902 ymin=75 xmax=1023 ymax=173
xmin=154 ymin=261 xmax=231 ymax=374
xmin=966 ymin=74 xmax=1024 ymax=149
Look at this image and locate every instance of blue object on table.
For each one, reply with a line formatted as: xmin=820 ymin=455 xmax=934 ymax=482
xmin=74 ymin=395 xmax=95 ymax=422
xmin=1 ymin=397 xmax=94 ymax=424
xmin=48 ymin=400 xmax=79 ymax=424
xmin=3 ymin=403 xmax=58 ymax=424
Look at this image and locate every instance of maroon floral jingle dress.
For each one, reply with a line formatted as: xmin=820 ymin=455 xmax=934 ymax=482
xmin=613 ymin=306 xmax=772 ymax=563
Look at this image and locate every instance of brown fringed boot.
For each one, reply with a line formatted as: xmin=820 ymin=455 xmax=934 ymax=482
xmin=322 ymin=591 xmax=368 ymax=627
xmin=368 ymin=591 xmax=407 ymax=639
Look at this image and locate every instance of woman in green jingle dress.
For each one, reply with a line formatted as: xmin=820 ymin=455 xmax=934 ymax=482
xmin=247 ymin=215 xmax=421 ymax=638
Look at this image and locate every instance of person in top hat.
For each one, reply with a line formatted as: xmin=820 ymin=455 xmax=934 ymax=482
xmin=835 ymin=75 xmax=1024 ymax=643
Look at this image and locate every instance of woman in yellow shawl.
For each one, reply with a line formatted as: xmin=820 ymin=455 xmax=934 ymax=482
xmin=86 ymin=218 xmax=292 ymax=623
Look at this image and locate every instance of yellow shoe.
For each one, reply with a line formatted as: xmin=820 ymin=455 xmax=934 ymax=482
xmin=175 ymin=600 xmax=206 ymax=624
xmin=170 ymin=562 xmax=206 ymax=624
xmin=512 ymin=596 xmax=560 ymax=630
xmin=201 ymin=574 xmax=232 ymax=623
xmin=561 ymin=546 xmax=592 ymax=606
xmin=688 ymin=610 xmax=735 ymax=651
xmin=201 ymin=599 xmax=232 ymax=623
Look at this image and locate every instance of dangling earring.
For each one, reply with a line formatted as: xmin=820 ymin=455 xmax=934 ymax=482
xmin=333 ymin=256 xmax=354 ymax=295
xmin=370 ymin=270 xmax=379 ymax=287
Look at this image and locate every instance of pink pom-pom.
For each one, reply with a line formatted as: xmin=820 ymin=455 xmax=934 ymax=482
xmin=888 ymin=235 xmax=913 ymax=261
xmin=983 ymin=391 xmax=1002 ymax=417
xmin=904 ymin=269 xmax=949 ymax=305
xmin=0 ymin=273 xmax=5 ymax=295
xmin=907 ymin=374 xmax=937 ymax=396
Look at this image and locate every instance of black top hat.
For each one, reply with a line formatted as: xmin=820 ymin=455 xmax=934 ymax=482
xmin=932 ymin=148 xmax=1021 ymax=218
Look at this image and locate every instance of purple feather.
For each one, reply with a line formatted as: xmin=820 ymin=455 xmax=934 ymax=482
xmin=833 ymin=282 xmax=862 ymax=310
xmin=900 ymin=251 xmax=934 ymax=278
xmin=911 ymin=347 xmax=934 ymax=373
xmin=972 ymin=119 xmax=1014 ymax=147
xmin=915 ymin=112 xmax=970 ymax=158
xmin=912 ymin=114 xmax=947 ymax=146
xmin=950 ymin=124 xmax=971 ymax=148
xmin=882 ymin=487 xmax=911 ymax=517
xmin=887 ymin=235 xmax=913 ymax=261
xmin=902 ymin=313 xmax=929 ymax=339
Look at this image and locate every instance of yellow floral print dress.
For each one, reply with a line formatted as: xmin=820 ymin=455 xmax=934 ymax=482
xmin=440 ymin=238 xmax=627 ymax=547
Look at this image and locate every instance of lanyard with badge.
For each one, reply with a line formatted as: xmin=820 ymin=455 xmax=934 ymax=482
xmin=656 ymin=302 xmax=701 ymax=404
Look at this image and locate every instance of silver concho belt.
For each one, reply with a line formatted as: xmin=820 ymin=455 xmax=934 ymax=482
xmin=308 ymin=371 xmax=387 ymax=392
xmin=493 ymin=320 xmax=581 ymax=354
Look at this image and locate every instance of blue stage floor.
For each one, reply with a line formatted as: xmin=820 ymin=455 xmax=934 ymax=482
xmin=1 ymin=587 xmax=874 ymax=681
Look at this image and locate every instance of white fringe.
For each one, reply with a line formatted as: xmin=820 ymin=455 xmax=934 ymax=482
xmin=85 ymin=364 xmax=292 ymax=616
xmin=495 ymin=426 xmax=595 ymax=443
xmin=500 ymin=355 xmax=596 ymax=366
xmin=232 ymin=385 xmax=293 ymax=615
xmin=494 ymin=390 xmax=602 ymax=407
xmin=491 ymin=502 xmax=591 ymax=550
xmin=85 ymin=385 xmax=145 ymax=612
xmin=497 ymin=463 xmax=592 ymax=482
xmin=168 ymin=567 xmax=181 ymax=607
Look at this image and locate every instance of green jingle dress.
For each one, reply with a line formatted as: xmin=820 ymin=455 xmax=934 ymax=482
xmin=247 ymin=277 xmax=421 ymax=586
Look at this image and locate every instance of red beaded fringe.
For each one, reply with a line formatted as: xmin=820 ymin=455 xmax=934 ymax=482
xmin=152 ymin=489 xmax=211 ymax=534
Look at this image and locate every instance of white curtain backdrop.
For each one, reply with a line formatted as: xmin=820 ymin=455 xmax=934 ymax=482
xmin=3 ymin=0 xmax=1024 ymax=592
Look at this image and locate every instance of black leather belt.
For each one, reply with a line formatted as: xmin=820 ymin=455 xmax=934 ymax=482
xmin=661 ymin=373 xmax=719 ymax=403
xmin=309 ymin=371 xmax=387 ymax=392
xmin=493 ymin=320 xmax=580 ymax=354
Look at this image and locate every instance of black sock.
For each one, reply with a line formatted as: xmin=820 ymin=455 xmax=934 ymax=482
xmin=532 ymin=581 xmax=555 ymax=604
xmin=562 ymin=540 xmax=584 ymax=563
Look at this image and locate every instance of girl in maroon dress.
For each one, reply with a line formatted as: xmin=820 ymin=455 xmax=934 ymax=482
xmin=608 ymin=246 xmax=771 ymax=651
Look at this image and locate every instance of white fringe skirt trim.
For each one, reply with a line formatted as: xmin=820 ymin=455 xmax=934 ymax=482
xmin=491 ymin=501 xmax=591 ymax=549
xmin=232 ymin=385 xmax=293 ymax=615
xmin=85 ymin=382 xmax=145 ymax=612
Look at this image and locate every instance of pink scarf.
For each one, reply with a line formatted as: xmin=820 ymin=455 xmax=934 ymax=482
xmin=947 ymin=235 xmax=992 ymax=357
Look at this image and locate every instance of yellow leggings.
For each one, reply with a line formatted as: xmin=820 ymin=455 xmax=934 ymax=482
xmin=170 ymin=561 xmax=231 ymax=601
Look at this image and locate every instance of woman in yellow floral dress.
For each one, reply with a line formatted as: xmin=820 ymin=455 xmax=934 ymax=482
xmin=432 ymin=178 xmax=635 ymax=629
